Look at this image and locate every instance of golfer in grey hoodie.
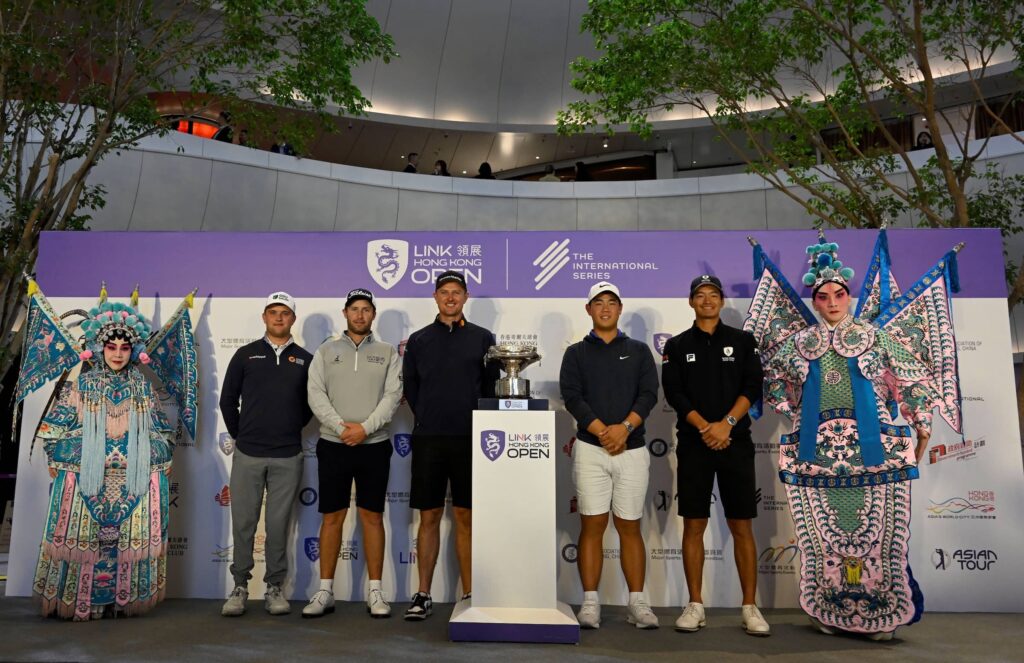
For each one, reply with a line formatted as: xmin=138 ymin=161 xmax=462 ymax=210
xmin=301 ymin=288 xmax=402 ymax=619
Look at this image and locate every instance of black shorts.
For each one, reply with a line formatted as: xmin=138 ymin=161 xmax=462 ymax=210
xmin=409 ymin=434 xmax=471 ymax=510
xmin=316 ymin=438 xmax=393 ymax=514
xmin=677 ymin=435 xmax=757 ymax=520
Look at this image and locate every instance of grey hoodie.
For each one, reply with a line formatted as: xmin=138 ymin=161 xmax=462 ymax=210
xmin=307 ymin=331 xmax=402 ymax=444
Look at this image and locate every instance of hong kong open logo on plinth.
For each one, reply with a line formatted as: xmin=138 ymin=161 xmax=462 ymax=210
xmin=367 ymin=239 xmax=408 ymax=290
xmin=481 ymin=430 xmax=505 ymax=461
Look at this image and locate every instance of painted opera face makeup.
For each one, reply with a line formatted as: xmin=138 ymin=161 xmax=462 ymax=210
xmin=813 ymin=282 xmax=850 ymax=325
xmin=103 ymin=340 xmax=132 ymax=371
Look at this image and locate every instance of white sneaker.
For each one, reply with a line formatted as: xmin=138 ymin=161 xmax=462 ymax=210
xmin=741 ymin=604 xmax=771 ymax=636
xmin=866 ymin=630 xmax=894 ymax=641
xmin=367 ymin=587 xmax=391 ymax=618
xmin=674 ymin=602 xmax=706 ymax=632
xmin=301 ymin=589 xmax=335 ymax=618
xmin=264 ymin=583 xmax=291 ymax=615
xmin=809 ymin=617 xmax=836 ymax=635
xmin=221 ymin=586 xmax=248 ymax=617
xmin=577 ymin=599 xmax=601 ymax=629
xmin=626 ymin=598 xmax=659 ymax=629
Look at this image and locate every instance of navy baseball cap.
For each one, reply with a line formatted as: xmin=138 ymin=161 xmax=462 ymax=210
xmin=435 ymin=270 xmax=468 ymax=291
xmin=689 ymin=274 xmax=724 ymax=297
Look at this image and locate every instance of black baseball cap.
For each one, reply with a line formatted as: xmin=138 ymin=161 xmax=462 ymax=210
xmin=689 ymin=274 xmax=724 ymax=297
xmin=435 ymin=270 xmax=468 ymax=291
xmin=345 ymin=288 xmax=375 ymax=308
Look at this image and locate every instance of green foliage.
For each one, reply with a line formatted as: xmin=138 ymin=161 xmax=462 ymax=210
xmin=0 ymin=0 xmax=395 ymax=381
xmin=559 ymin=1 xmax=1024 ymax=298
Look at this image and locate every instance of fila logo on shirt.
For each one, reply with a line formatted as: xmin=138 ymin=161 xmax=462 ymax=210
xmin=722 ymin=346 xmax=735 ymax=362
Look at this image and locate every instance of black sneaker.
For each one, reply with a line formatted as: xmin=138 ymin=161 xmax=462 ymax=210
xmin=404 ymin=592 xmax=433 ymax=621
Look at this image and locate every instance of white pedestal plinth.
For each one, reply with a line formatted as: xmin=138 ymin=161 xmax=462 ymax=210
xmin=449 ymin=410 xmax=579 ymax=643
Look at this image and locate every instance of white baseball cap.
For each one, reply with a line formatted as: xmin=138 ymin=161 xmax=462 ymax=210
xmin=264 ymin=291 xmax=296 ymax=313
xmin=587 ymin=281 xmax=621 ymax=303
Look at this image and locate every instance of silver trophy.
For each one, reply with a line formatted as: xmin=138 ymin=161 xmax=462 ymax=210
xmin=485 ymin=344 xmax=541 ymax=399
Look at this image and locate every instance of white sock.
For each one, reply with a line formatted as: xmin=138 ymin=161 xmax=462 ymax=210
xmin=319 ymin=579 xmax=334 ymax=593
xmin=629 ymin=592 xmax=644 ymax=605
xmin=368 ymin=579 xmax=382 ymax=592
xmin=583 ymin=590 xmax=599 ymax=604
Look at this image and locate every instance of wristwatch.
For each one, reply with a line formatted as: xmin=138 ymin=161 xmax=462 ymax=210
xmin=623 ymin=420 xmax=635 ymax=433
xmin=726 ymin=415 xmax=738 ymax=426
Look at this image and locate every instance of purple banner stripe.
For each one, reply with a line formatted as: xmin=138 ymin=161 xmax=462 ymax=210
xmin=37 ymin=229 xmax=1005 ymax=299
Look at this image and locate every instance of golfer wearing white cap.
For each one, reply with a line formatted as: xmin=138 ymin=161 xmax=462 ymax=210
xmin=219 ymin=291 xmax=313 ymax=617
xmin=559 ymin=281 xmax=660 ymax=630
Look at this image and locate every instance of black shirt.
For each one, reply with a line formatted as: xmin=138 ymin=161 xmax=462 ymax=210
xmin=403 ymin=316 xmax=499 ymax=436
xmin=559 ymin=331 xmax=659 ymax=450
xmin=219 ymin=338 xmax=313 ymax=457
xmin=661 ymin=321 xmax=763 ymax=442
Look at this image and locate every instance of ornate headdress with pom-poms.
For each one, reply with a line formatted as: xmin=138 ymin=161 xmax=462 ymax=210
xmin=802 ymin=233 xmax=856 ymax=294
xmin=78 ymin=283 xmax=153 ymax=364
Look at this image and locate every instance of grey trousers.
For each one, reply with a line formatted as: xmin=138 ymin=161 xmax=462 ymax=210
xmin=229 ymin=448 xmax=303 ymax=587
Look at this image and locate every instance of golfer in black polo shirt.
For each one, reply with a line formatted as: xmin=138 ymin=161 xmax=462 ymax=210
xmin=661 ymin=274 xmax=770 ymax=636
xmin=401 ymin=270 xmax=499 ymax=621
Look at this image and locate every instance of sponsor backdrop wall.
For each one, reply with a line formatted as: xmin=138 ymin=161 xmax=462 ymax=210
xmin=9 ymin=229 xmax=1023 ymax=611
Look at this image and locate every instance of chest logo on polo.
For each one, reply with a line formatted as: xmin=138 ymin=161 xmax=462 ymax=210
xmin=366 ymin=354 xmax=386 ymax=365
xmin=289 ymin=356 xmax=305 ymax=366
xmin=332 ymin=354 xmax=343 ymax=363
xmin=722 ymin=346 xmax=735 ymax=362
xmin=686 ymin=353 xmax=696 ymax=362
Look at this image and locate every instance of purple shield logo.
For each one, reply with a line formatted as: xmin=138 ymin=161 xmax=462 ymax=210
xmin=480 ymin=430 xmax=505 ymax=461
xmin=304 ymin=537 xmax=320 ymax=562
xmin=218 ymin=432 xmax=235 ymax=456
xmin=653 ymin=333 xmax=672 ymax=355
xmin=394 ymin=434 xmax=412 ymax=458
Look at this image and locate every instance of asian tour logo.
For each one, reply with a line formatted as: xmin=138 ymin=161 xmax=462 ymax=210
xmin=533 ymin=238 xmax=571 ymax=290
xmin=933 ymin=548 xmax=997 ymax=571
xmin=393 ymin=433 xmax=412 ymax=458
xmin=481 ymin=430 xmax=505 ymax=461
xmin=367 ymin=240 xmax=409 ymax=291
xmin=214 ymin=485 xmax=231 ymax=506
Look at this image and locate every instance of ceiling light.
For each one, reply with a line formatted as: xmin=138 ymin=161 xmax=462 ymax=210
xmin=462 ymin=170 xmax=467 ymax=174
xmin=535 ymin=156 xmax=540 ymax=159
xmin=602 ymin=140 xmax=609 ymax=148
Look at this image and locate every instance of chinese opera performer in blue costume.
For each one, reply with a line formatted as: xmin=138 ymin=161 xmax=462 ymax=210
xmin=16 ymin=280 xmax=198 ymax=621
xmin=743 ymin=230 xmax=964 ymax=640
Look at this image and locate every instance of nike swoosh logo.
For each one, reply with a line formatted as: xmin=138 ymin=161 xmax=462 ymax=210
xmin=619 ymin=355 xmax=630 ymax=360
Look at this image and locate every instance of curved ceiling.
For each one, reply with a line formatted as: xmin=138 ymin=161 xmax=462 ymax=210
xmin=283 ymin=1 xmax=1020 ymax=177
xmin=352 ymin=0 xmax=600 ymax=131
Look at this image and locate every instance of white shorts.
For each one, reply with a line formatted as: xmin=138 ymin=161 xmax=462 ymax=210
xmin=572 ymin=441 xmax=651 ymax=520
